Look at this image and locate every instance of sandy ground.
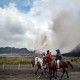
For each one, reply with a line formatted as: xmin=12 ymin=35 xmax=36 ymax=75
xmin=0 ymin=62 xmax=80 ymax=80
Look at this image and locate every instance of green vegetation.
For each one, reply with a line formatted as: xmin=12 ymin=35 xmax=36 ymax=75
xmin=62 ymin=57 xmax=80 ymax=62
xmin=0 ymin=57 xmax=34 ymax=64
xmin=0 ymin=56 xmax=80 ymax=64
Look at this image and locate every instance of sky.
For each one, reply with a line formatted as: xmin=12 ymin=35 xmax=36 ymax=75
xmin=0 ymin=0 xmax=80 ymax=53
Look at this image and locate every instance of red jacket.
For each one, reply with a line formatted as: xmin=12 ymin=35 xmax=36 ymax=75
xmin=45 ymin=52 xmax=52 ymax=58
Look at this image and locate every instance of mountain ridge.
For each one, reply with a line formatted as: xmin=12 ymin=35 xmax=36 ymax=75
xmin=0 ymin=47 xmax=36 ymax=54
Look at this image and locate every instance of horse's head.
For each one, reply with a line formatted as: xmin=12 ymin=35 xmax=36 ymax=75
xmin=31 ymin=59 xmax=35 ymax=67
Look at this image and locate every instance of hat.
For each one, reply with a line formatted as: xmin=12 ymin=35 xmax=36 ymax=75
xmin=56 ymin=49 xmax=60 ymax=52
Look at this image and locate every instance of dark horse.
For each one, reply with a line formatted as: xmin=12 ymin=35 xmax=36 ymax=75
xmin=44 ymin=58 xmax=73 ymax=80
xmin=31 ymin=59 xmax=35 ymax=67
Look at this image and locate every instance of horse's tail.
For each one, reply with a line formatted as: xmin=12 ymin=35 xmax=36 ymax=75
xmin=67 ymin=61 xmax=73 ymax=69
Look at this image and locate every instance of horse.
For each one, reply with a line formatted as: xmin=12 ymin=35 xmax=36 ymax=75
xmin=31 ymin=59 xmax=35 ymax=67
xmin=31 ymin=57 xmax=48 ymax=78
xmin=44 ymin=57 xmax=73 ymax=80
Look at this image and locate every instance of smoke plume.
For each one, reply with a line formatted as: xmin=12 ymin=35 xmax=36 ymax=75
xmin=35 ymin=10 xmax=80 ymax=53
xmin=52 ymin=10 xmax=80 ymax=53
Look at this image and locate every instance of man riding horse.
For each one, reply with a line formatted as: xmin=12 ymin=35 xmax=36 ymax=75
xmin=31 ymin=49 xmax=73 ymax=80
xmin=43 ymin=49 xmax=73 ymax=80
xmin=45 ymin=50 xmax=52 ymax=59
xmin=55 ymin=49 xmax=62 ymax=70
xmin=42 ymin=50 xmax=53 ymax=72
xmin=42 ymin=50 xmax=52 ymax=66
xmin=42 ymin=50 xmax=52 ymax=59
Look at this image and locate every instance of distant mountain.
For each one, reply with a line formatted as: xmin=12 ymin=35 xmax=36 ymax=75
xmin=62 ymin=44 xmax=80 ymax=57
xmin=0 ymin=47 xmax=36 ymax=55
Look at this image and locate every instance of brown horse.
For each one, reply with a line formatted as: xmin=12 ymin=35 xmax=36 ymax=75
xmin=31 ymin=59 xmax=35 ymax=67
xmin=44 ymin=58 xmax=73 ymax=80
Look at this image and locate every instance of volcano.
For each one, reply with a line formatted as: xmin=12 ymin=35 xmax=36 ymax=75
xmin=62 ymin=44 xmax=80 ymax=57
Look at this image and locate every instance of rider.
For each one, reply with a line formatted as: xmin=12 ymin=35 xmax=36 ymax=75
xmin=55 ymin=49 xmax=62 ymax=69
xmin=42 ymin=50 xmax=52 ymax=68
xmin=45 ymin=50 xmax=52 ymax=59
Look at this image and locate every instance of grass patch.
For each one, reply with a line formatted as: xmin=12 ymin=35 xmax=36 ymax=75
xmin=0 ymin=57 xmax=34 ymax=64
xmin=62 ymin=57 xmax=80 ymax=62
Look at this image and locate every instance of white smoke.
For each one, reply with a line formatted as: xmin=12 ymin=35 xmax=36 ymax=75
xmin=0 ymin=0 xmax=80 ymax=54
xmin=33 ymin=0 xmax=80 ymax=53
xmin=36 ymin=14 xmax=80 ymax=53
xmin=51 ymin=10 xmax=80 ymax=53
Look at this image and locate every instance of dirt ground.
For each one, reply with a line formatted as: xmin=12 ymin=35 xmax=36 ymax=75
xmin=0 ymin=62 xmax=80 ymax=80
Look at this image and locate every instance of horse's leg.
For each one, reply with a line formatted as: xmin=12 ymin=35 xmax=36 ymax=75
xmin=49 ymin=70 xmax=52 ymax=80
xmin=53 ymin=70 xmax=57 ymax=79
xmin=35 ymin=67 xmax=40 ymax=75
xmin=41 ymin=68 xmax=47 ymax=75
xmin=55 ymin=69 xmax=57 ymax=78
xmin=44 ymin=68 xmax=46 ymax=73
xmin=44 ymin=68 xmax=49 ymax=78
xmin=49 ymin=68 xmax=50 ymax=74
xmin=59 ymin=68 xmax=65 ymax=80
xmin=32 ymin=63 xmax=34 ymax=67
xmin=42 ymin=68 xmax=46 ymax=75
xmin=65 ymin=69 xmax=69 ymax=78
xmin=37 ymin=68 xmax=43 ymax=78
xmin=41 ymin=68 xmax=44 ymax=75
